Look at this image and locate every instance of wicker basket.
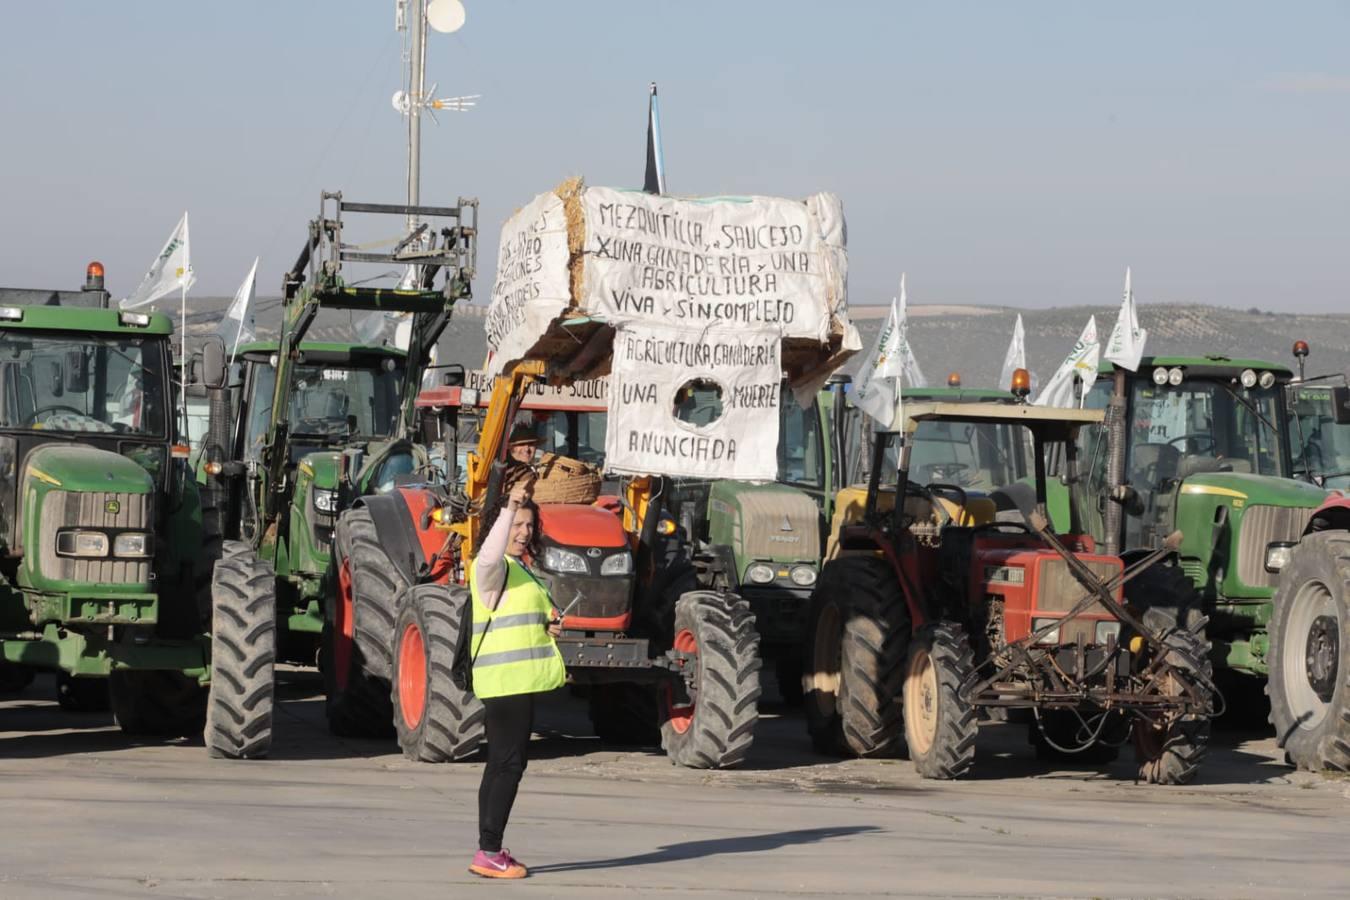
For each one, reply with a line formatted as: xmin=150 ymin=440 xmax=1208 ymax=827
xmin=531 ymin=452 xmax=602 ymax=505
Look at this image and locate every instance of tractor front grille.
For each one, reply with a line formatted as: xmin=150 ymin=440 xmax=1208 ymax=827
xmin=38 ymin=490 xmax=152 ymax=585
xmin=1034 ymin=557 xmax=1119 ymax=615
xmin=1237 ymin=505 xmax=1315 ymax=589
xmin=536 ymin=571 xmax=632 ymax=622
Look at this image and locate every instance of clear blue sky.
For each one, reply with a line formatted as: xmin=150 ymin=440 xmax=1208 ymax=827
xmin=1 ymin=1 xmax=1346 ymax=311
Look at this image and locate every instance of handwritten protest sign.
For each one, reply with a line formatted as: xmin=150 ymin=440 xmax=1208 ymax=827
xmin=605 ymin=323 xmax=781 ymax=480
xmin=581 ymin=187 xmax=840 ymax=342
xmin=484 ymin=191 xmax=570 ymax=377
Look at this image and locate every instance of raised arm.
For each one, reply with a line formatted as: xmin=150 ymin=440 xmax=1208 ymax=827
xmin=473 ymin=474 xmax=534 ymax=611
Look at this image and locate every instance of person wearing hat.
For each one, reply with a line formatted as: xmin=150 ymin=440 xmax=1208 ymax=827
xmin=507 ymin=422 xmax=541 ymax=464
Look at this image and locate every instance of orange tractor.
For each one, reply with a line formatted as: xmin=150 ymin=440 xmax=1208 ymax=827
xmin=331 ymin=360 xmax=762 ymax=768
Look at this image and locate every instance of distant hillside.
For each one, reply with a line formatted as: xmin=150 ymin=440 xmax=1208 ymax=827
xmin=176 ymin=296 xmax=1347 ymax=387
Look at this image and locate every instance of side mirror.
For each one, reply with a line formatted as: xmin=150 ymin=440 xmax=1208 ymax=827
xmin=201 ymin=335 xmax=227 ymax=390
xmin=442 ymin=363 xmax=466 ymax=387
xmin=49 ymin=360 xmax=64 ymax=397
xmin=1333 ymin=386 xmax=1350 ymax=426
xmin=64 ymin=349 xmax=88 ymax=393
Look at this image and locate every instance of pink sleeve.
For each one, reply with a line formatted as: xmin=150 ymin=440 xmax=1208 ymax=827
xmin=473 ymin=504 xmax=517 ymax=611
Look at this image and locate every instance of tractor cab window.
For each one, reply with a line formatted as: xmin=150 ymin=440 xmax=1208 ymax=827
xmin=1120 ymin=379 xmax=1287 ymax=549
xmin=778 ymin=397 xmax=822 ymax=487
xmin=1289 ymin=385 xmax=1350 ymax=489
xmin=529 ymin=410 xmax=607 ymax=466
xmin=877 ymin=420 xmax=1027 ymax=493
xmin=0 ymin=332 xmax=166 ymax=437
xmin=289 ymin=365 xmax=403 ymax=440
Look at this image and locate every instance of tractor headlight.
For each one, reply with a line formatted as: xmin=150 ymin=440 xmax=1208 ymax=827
xmin=113 ymin=532 xmax=153 ymax=558
xmin=600 ymin=551 xmax=632 ymax=576
xmin=1258 ymin=370 xmax=1276 ymax=390
xmin=746 ymin=563 xmax=776 ymax=584
xmin=541 ymin=546 xmax=589 ymax=574
xmin=1152 ymin=366 xmax=1170 ymax=386
xmin=1168 ymin=367 xmax=1185 ymax=386
xmin=789 ymin=565 xmax=817 ymax=587
xmin=1265 ymin=541 xmax=1296 ymax=573
xmin=1240 ymin=368 xmax=1258 ymax=389
xmin=1095 ymin=620 xmax=1121 ymax=644
xmin=1031 ymin=617 xmax=1060 ymax=644
xmin=56 ymin=530 xmax=109 ymax=558
xmin=312 ymin=489 xmax=339 ymax=514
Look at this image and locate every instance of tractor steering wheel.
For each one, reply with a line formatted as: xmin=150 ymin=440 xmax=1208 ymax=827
xmin=23 ymin=404 xmax=88 ymax=426
xmin=1167 ymin=433 xmax=1216 ymax=455
xmin=973 ymin=520 xmax=1036 ymax=536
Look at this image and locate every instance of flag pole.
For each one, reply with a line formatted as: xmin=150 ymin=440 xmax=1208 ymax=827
xmin=179 ymin=212 xmax=189 ymax=443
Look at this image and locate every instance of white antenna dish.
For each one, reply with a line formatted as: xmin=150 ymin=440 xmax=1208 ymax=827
xmin=426 ymin=0 xmax=466 ymax=33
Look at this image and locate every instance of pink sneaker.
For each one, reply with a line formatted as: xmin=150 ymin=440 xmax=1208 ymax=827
xmin=468 ymin=849 xmax=528 ymax=879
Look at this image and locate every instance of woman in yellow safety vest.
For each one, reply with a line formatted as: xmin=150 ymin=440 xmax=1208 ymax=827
xmin=467 ymin=467 xmax=565 ymax=880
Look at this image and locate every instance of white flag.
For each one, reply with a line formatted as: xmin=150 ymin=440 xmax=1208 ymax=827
xmin=1104 ymin=267 xmax=1147 ymax=372
xmin=121 ymin=212 xmax=195 ymax=309
xmin=854 ymin=290 xmax=908 ymax=430
xmin=897 ymin=274 xmax=927 ymax=389
xmin=999 ymin=313 xmax=1027 ymax=394
xmin=218 ymin=257 xmax=258 ymax=356
xmin=1034 ymin=316 xmax=1100 ymax=408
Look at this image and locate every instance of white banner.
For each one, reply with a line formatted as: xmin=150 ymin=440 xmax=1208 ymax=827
xmin=1035 ymin=316 xmax=1100 ymax=409
xmin=852 ymin=293 xmax=906 ymax=429
xmin=122 ymin=212 xmax=195 ymax=309
xmin=605 ymin=323 xmax=780 ymax=480
xmin=218 ymin=256 xmax=258 ymax=357
xmin=1104 ymin=267 xmax=1147 ymax=372
xmin=484 ymin=191 xmax=571 ymax=377
xmin=464 ymin=369 xmax=608 ymax=410
xmin=999 ymin=313 xmax=1026 ymax=394
xmin=581 ymin=187 xmax=841 ymax=341
xmin=896 ymin=274 xmax=926 ymax=389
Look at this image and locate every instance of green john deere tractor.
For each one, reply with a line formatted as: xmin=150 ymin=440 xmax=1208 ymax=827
xmin=203 ymin=192 xmax=476 ymax=753
xmin=1058 ymin=356 xmax=1329 ymax=686
xmin=0 ymin=262 xmax=220 ymax=734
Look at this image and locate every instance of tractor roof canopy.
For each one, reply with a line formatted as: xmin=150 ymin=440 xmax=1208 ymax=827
xmin=899 ymin=401 xmax=1104 ymax=444
xmin=237 ymin=340 xmax=407 ymax=366
xmin=1101 ymin=356 xmax=1292 ymax=380
xmin=0 ymin=306 xmax=173 ymax=337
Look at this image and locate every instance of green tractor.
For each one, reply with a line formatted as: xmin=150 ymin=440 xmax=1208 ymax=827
xmin=203 ymin=192 xmax=476 ymax=754
xmin=1059 ymin=356 xmax=1329 ymax=687
xmin=0 ymin=261 xmax=221 ymax=734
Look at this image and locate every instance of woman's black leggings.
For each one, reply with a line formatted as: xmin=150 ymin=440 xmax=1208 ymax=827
xmin=478 ymin=693 xmax=535 ymax=853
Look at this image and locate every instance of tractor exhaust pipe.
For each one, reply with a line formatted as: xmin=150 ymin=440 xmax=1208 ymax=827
xmin=1102 ymin=368 xmax=1128 ymax=557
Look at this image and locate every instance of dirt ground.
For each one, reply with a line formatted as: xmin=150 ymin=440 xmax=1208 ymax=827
xmin=1 ymin=671 xmax=1345 ymax=899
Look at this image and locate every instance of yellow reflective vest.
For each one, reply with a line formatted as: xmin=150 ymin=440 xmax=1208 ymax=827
xmin=469 ymin=556 xmax=566 ymax=699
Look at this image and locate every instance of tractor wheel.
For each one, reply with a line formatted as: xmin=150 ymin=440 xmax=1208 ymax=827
xmin=658 ymin=591 xmax=761 ymax=769
xmin=1122 ymin=556 xmax=1205 ymax=635
xmin=325 ymin=507 xmax=404 ymax=737
xmin=191 ymin=492 xmax=228 ymax=627
xmin=803 ymin=556 xmax=910 ymax=757
xmin=903 ymin=622 xmax=978 ymax=779
xmin=1133 ymin=625 xmax=1212 ymax=784
xmin=56 ymin=673 xmax=110 ymax=712
xmin=205 ymin=550 xmax=276 ymax=759
xmin=111 ymin=670 xmax=207 ymax=737
xmin=0 ymin=662 xmax=35 ymax=695
xmin=1267 ymin=532 xmax=1350 ymax=772
xmin=391 ymin=583 xmax=485 ymax=762
xmin=589 ymin=682 xmax=660 ymax=746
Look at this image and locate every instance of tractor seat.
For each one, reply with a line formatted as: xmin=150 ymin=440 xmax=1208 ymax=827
xmin=1175 ymin=455 xmax=1226 ymax=480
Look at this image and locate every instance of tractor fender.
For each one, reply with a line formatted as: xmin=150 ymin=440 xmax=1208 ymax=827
xmin=351 ymin=489 xmax=430 ymax=584
xmin=1305 ymin=495 xmax=1350 ymax=535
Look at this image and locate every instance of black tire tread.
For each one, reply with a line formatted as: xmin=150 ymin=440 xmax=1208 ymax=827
xmin=905 ymin=622 xmax=979 ymax=780
xmin=1135 ymin=625 xmax=1212 ymax=784
xmin=205 ymin=551 xmax=276 ymax=759
xmin=392 ymin=583 xmax=485 ymax=762
xmin=660 ymin=591 xmax=761 ymax=769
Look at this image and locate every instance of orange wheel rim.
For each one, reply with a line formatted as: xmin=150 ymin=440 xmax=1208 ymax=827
xmin=335 ymin=558 xmax=355 ymax=690
xmin=665 ymin=628 xmax=698 ymax=734
xmin=398 ymin=621 xmax=427 ymax=729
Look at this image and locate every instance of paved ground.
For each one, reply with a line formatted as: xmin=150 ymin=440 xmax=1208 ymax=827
xmin=1 ymin=671 xmax=1346 ymax=899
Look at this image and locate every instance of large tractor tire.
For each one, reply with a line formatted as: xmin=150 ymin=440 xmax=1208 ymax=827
xmin=56 ymin=673 xmax=110 ymax=712
xmin=589 ymin=683 xmax=661 ymax=746
xmin=1122 ymin=557 xmax=1206 ymax=636
xmin=325 ymin=507 xmax=405 ymax=738
xmin=658 ymin=591 xmax=761 ymax=769
xmin=903 ymin=622 xmax=978 ymax=779
xmin=1267 ymin=532 xmax=1350 ymax=772
xmin=391 ymin=583 xmax=485 ymax=762
xmin=205 ymin=550 xmax=276 ymax=759
xmin=111 ymin=670 xmax=207 ymax=737
xmin=1133 ymin=625 xmax=1212 ymax=784
xmin=803 ymin=556 xmax=910 ymax=757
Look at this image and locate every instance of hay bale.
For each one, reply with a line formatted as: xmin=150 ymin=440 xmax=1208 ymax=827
xmin=553 ymin=176 xmax=587 ymax=306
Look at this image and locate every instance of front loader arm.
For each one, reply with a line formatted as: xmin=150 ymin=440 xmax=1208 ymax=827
xmin=463 ymin=360 xmax=546 ymax=556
